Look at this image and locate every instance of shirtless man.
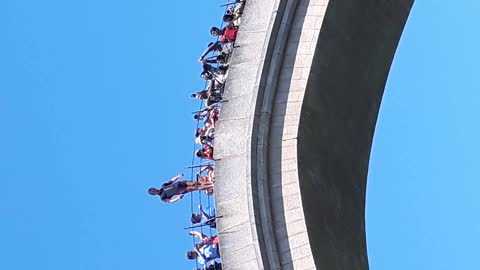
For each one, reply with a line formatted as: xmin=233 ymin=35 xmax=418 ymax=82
xmin=147 ymin=173 xmax=213 ymax=203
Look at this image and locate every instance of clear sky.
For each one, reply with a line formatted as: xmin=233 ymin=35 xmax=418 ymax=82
xmin=367 ymin=1 xmax=480 ymax=269
xmin=0 ymin=0 xmax=479 ymax=270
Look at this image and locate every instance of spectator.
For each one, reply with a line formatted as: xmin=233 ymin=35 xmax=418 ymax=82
xmin=187 ymin=231 xmax=221 ymax=266
xmin=195 ymin=126 xmax=215 ymax=147
xmin=196 ymin=166 xmax=215 ymax=195
xmin=196 ymin=145 xmax=214 ymax=160
xmin=194 ymin=106 xmax=220 ymax=128
xmin=198 ymin=41 xmax=233 ymax=62
xmin=210 ymin=25 xmax=238 ymax=43
xmin=191 ymin=89 xmax=222 ymax=107
xmin=201 ymin=69 xmax=227 ymax=87
xmin=194 ymin=261 xmax=222 ymax=270
xmin=201 ymin=55 xmax=227 ymax=65
xmin=191 ymin=204 xmax=217 ymax=229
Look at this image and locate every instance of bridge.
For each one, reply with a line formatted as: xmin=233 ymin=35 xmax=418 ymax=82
xmin=214 ymin=0 xmax=414 ymax=269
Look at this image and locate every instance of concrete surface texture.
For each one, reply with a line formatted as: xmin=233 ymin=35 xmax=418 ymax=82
xmin=215 ymin=0 xmax=414 ymax=269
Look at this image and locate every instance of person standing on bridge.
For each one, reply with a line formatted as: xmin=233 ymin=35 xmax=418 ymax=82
xmin=147 ymin=173 xmax=213 ymax=203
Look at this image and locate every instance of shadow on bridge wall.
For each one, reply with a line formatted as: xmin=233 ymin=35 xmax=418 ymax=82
xmin=298 ymin=0 xmax=413 ymax=269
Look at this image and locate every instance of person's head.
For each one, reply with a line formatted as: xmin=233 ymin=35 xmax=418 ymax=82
xmin=223 ymin=14 xmax=234 ymax=23
xmin=191 ymin=213 xmax=202 ymax=224
xmin=201 ymin=71 xmax=212 ymax=80
xmin=147 ymin=187 xmax=161 ymax=196
xmin=210 ymin=27 xmax=221 ymax=36
xmin=193 ymin=114 xmax=200 ymax=120
xmin=187 ymin=251 xmax=198 ymax=260
xmin=195 ymin=150 xmax=203 ymax=158
xmin=216 ymin=55 xmax=226 ymax=64
xmin=218 ymin=66 xmax=228 ymax=75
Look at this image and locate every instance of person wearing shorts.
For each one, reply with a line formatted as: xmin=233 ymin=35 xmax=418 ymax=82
xmin=147 ymin=173 xmax=214 ymax=203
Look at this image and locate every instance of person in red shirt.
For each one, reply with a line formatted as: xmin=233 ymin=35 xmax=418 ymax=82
xmin=196 ymin=145 xmax=214 ymax=160
xmin=210 ymin=26 xmax=238 ymax=43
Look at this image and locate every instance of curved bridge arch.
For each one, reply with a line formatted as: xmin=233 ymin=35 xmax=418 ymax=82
xmin=214 ymin=0 xmax=414 ymax=269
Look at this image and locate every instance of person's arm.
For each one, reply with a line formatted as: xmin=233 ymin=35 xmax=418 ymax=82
xmin=196 ymin=166 xmax=209 ymax=178
xmin=189 ymin=230 xmax=208 ymax=241
xmin=198 ymin=205 xmax=211 ymax=220
xmin=168 ymin=173 xmax=183 ymax=184
xmin=199 ymin=42 xmax=219 ymax=62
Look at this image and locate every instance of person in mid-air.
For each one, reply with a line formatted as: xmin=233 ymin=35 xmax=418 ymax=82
xmin=147 ymin=173 xmax=213 ymax=203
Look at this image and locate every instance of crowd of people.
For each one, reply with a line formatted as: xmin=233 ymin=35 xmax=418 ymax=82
xmin=147 ymin=1 xmax=246 ymax=269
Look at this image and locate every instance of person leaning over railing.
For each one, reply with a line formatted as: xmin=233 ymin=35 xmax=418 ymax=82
xmin=196 ymin=165 xmax=215 ymax=196
xmin=196 ymin=144 xmax=214 ymax=161
xmin=201 ymin=55 xmax=227 ymax=65
xmin=201 ymin=67 xmax=228 ymax=87
xmin=209 ymin=25 xmax=237 ymax=43
xmin=191 ymin=89 xmax=222 ymax=107
xmin=193 ymin=261 xmax=222 ymax=270
xmin=194 ymin=106 xmax=220 ymax=129
xmin=187 ymin=231 xmax=221 ymax=266
xmin=198 ymin=41 xmax=233 ymax=63
xmin=191 ymin=204 xmax=217 ymax=229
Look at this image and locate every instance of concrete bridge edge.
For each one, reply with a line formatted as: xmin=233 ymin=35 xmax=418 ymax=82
xmin=214 ymin=1 xmax=414 ymax=269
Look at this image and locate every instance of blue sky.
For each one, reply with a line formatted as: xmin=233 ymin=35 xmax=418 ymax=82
xmin=367 ymin=1 xmax=480 ymax=269
xmin=0 ymin=0 xmax=479 ymax=270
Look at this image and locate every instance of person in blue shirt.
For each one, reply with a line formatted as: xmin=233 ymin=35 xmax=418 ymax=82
xmin=193 ymin=261 xmax=222 ymax=270
xmin=191 ymin=204 xmax=217 ymax=229
xmin=186 ymin=231 xmax=220 ymax=266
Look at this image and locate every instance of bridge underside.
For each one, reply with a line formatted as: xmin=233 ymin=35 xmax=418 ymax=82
xmin=215 ymin=0 xmax=414 ymax=269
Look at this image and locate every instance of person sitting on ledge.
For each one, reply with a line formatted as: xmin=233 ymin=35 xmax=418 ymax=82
xmin=195 ymin=126 xmax=215 ymax=148
xmin=193 ymin=261 xmax=222 ymax=270
xmin=191 ymin=89 xmax=222 ymax=107
xmin=198 ymin=41 xmax=232 ymax=62
xmin=201 ymin=68 xmax=227 ymax=87
xmin=191 ymin=204 xmax=217 ymax=229
xmin=201 ymin=55 xmax=227 ymax=65
xmin=196 ymin=145 xmax=214 ymax=160
xmin=196 ymin=166 xmax=215 ymax=195
xmin=223 ymin=0 xmax=245 ymax=28
xmin=210 ymin=25 xmax=237 ymax=43
xmin=194 ymin=106 xmax=220 ymax=129
xmin=147 ymin=173 xmax=213 ymax=203
xmin=187 ymin=231 xmax=220 ymax=266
